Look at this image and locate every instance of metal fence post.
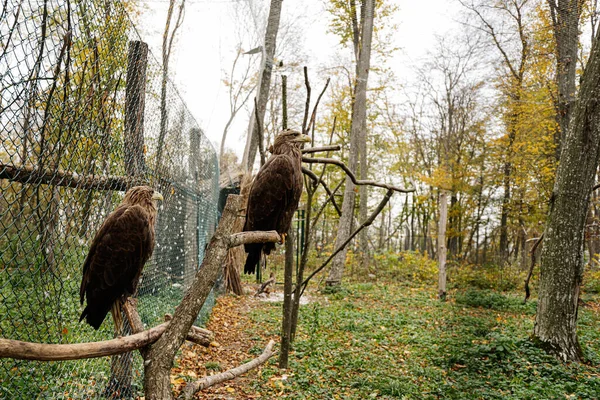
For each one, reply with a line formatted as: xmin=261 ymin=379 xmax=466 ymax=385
xmin=124 ymin=40 xmax=148 ymax=178
xmin=107 ymin=40 xmax=149 ymax=398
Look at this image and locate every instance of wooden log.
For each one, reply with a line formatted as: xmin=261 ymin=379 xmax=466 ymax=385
xmin=181 ymin=340 xmax=276 ymax=399
xmin=255 ymin=272 xmax=275 ymax=296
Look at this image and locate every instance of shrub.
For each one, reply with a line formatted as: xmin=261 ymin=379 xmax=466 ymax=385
xmin=448 ymin=263 xmax=527 ymax=292
xmin=371 ymin=250 xmax=438 ymax=284
xmin=583 ymin=267 xmax=600 ymax=294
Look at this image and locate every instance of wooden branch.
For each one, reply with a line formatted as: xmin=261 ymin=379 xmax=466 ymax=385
xmin=307 ymin=78 xmax=330 ymax=136
xmin=301 ymin=167 xmax=342 ymax=216
xmin=302 ymin=66 xmax=311 ymax=135
xmin=256 ymin=273 xmax=276 ymax=296
xmin=301 ymin=157 xmax=415 ymax=193
xmin=181 ymin=340 xmax=276 ymax=399
xmin=302 ymin=145 xmax=341 ymax=154
xmin=299 ymin=189 xmax=394 ymax=293
xmin=0 ymin=315 xmax=215 ymax=362
xmin=312 ymin=180 xmax=343 ymax=226
xmin=228 ymin=231 xmax=281 ymax=248
xmin=0 ymin=163 xmax=145 ymax=191
xmin=0 ymin=324 xmax=167 ymax=361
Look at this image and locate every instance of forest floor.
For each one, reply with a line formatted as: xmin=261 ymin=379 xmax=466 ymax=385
xmin=172 ymin=282 xmax=600 ymax=399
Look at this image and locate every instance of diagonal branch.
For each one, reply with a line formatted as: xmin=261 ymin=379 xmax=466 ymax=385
xmin=301 ymin=167 xmax=342 ymax=216
xmin=299 ymin=189 xmax=394 ymax=294
xmin=181 ymin=340 xmax=276 ymax=399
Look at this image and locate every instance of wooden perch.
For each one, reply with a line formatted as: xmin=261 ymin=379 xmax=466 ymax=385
xmin=0 ymin=315 xmax=214 ymax=361
xmin=181 ymin=340 xmax=276 ymax=399
xmin=302 ymin=157 xmax=415 ymax=193
xmin=0 ymin=324 xmax=167 ymax=361
xmin=228 ymin=230 xmax=282 ymax=248
xmin=301 ymin=145 xmax=341 ymax=154
xmin=0 ymin=162 xmax=145 ymax=191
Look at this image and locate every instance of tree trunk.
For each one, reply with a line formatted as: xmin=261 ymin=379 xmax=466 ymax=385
xmin=278 ymin=227 xmax=294 ymax=369
xmin=326 ymin=0 xmax=375 ymax=286
xmin=358 ymin=139 xmax=369 ymax=269
xmin=144 ymin=196 xmax=243 ymax=399
xmin=437 ymin=190 xmax=448 ymax=300
xmin=548 ymin=0 xmax=581 ymax=158
xmin=241 ymin=0 xmax=284 ymax=172
xmin=532 ymin=26 xmax=600 ymax=362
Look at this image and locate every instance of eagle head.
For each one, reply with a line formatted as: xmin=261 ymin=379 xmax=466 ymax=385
xmin=272 ymin=129 xmax=311 ymax=155
xmin=123 ymin=186 xmax=164 ymax=223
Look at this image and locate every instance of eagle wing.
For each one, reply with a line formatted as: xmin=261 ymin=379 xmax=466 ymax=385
xmin=79 ymin=204 xmax=155 ymax=329
xmin=244 ymin=154 xmax=299 ymax=236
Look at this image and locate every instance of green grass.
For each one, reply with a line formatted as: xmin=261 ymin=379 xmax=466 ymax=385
xmin=248 ymin=283 xmax=600 ymax=399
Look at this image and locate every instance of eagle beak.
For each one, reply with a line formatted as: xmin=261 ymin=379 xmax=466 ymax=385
xmin=294 ymin=134 xmax=311 ymax=143
xmin=152 ymin=192 xmax=164 ymax=201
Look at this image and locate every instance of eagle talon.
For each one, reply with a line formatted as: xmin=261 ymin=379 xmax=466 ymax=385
xmin=280 ymin=233 xmax=287 ymax=245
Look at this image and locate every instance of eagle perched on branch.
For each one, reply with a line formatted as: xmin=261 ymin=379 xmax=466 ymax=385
xmin=79 ymin=186 xmax=163 ymax=330
xmin=243 ymin=129 xmax=310 ymax=274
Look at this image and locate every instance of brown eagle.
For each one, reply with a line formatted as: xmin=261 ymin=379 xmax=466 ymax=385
xmin=79 ymin=185 xmax=163 ymax=330
xmin=243 ymin=129 xmax=310 ymax=274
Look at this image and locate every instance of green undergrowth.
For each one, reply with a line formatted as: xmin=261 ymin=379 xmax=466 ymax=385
xmin=248 ymin=283 xmax=600 ymax=399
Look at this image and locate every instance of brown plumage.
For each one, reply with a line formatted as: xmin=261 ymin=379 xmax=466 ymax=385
xmin=79 ymin=186 xmax=163 ymax=330
xmin=243 ymin=129 xmax=310 ymax=274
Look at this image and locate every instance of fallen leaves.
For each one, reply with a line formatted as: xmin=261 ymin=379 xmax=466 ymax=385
xmin=171 ymin=293 xmax=276 ymax=399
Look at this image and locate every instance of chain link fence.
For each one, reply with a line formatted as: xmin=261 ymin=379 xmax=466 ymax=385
xmin=0 ymin=0 xmax=219 ymax=398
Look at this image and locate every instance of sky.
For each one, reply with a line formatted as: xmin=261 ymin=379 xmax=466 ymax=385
xmin=137 ymin=0 xmax=460 ymax=157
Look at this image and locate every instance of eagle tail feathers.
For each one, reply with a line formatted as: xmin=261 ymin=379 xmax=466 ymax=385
xmin=79 ymin=304 xmax=108 ymax=330
xmin=244 ymin=247 xmax=262 ymax=275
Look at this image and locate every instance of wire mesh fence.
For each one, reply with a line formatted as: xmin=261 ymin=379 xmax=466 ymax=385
xmin=0 ymin=0 xmax=219 ymax=398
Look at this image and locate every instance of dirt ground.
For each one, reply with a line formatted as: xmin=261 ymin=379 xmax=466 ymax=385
xmin=170 ymin=290 xmax=279 ymax=399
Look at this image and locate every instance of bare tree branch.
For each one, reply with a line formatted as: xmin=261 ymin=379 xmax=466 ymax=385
xmin=299 ymin=189 xmax=394 ymax=293
xmin=302 ymin=157 xmax=415 ymax=193
xmin=301 ymin=167 xmax=342 ymax=216
xmin=0 ymin=323 xmax=168 ymax=361
xmin=302 ymin=66 xmax=311 ymax=135
xmin=301 ymin=145 xmax=341 ymax=154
